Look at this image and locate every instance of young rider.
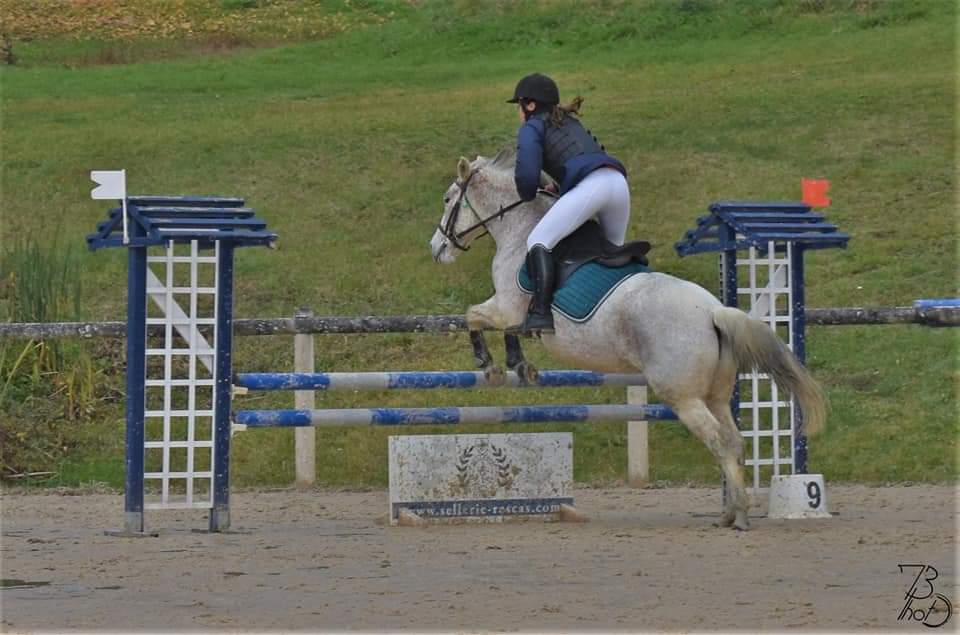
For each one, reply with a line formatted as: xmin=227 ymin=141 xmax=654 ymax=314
xmin=508 ymin=73 xmax=630 ymax=335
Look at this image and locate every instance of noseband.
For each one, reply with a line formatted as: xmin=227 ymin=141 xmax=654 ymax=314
xmin=438 ymin=169 xmax=533 ymax=252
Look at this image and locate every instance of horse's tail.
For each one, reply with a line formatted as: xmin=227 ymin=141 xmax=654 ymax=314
xmin=712 ymin=306 xmax=827 ymax=435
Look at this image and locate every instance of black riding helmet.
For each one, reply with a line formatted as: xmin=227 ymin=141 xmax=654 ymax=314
xmin=507 ymin=73 xmax=560 ymax=106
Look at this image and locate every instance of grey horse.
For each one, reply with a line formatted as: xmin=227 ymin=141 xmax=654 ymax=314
xmin=429 ymin=150 xmax=826 ymax=530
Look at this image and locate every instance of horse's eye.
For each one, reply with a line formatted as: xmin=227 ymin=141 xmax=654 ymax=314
xmin=444 ymin=197 xmax=451 ymax=204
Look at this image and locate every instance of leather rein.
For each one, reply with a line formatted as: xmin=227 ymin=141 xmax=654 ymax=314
xmin=438 ymin=168 xmax=554 ymax=252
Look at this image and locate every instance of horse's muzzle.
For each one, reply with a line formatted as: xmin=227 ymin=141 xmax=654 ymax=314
xmin=430 ymin=230 xmax=454 ymax=263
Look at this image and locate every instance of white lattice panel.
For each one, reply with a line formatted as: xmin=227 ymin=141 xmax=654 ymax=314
xmin=733 ymin=242 xmax=797 ymax=491
xmin=143 ymin=240 xmax=218 ymax=510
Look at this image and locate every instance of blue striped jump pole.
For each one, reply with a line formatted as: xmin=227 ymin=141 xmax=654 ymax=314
xmin=234 ymin=370 xmax=647 ymax=391
xmin=915 ymin=298 xmax=960 ymax=308
xmin=234 ymin=403 xmax=677 ymax=427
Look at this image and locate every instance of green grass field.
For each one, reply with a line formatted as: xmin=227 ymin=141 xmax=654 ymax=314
xmin=1 ymin=0 xmax=956 ymax=488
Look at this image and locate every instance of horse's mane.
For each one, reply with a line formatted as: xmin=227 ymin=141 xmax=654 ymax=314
xmin=481 ymin=146 xmax=554 ymax=195
xmin=482 ymin=147 xmax=516 ymax=174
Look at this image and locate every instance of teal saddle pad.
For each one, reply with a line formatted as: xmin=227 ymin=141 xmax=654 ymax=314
xmin=517 ymin=260 xmax=652 ymax=323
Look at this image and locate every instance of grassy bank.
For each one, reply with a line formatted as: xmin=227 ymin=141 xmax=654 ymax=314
xmin=1 ymin=0 xmax=956 ymax=488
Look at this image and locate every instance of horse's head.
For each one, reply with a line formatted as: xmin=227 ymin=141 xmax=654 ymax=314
xmin=430 ymin=150 xmax=529 ymax=264
xmin=430 ymin=155 xmax=492 ymax=263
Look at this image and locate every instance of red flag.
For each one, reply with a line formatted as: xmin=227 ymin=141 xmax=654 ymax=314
xmin=802 ymin=178 xmax=831 ymax=208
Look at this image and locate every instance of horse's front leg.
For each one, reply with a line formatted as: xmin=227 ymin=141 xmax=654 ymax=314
xmin=466 ymin=300 xmax=507 ymax=385
xmin=504 ymin=334 xmax=538 ymax=386
xmin=469 ymin=330 xmax=505 ymax=384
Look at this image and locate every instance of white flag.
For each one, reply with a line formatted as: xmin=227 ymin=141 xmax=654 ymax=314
xmin=91 ymin=169 xmax=126 ymax=200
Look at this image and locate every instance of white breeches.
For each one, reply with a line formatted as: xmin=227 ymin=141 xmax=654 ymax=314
xmin=527 ymin=167 xmax=631 ymax=251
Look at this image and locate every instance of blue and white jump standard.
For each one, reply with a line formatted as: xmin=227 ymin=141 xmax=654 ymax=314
xmin=87 ymin=195 xmax=276 ymax=535
xmin=676 ymin=201 xmax=848 ymax=486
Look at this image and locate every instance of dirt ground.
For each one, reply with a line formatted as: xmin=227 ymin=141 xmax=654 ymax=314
xmin=1 ymin=484 xmax=956 ymax=633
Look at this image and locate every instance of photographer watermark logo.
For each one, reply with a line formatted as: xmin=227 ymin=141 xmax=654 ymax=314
xmin=898 ymin=564 xmax=952 ymax=628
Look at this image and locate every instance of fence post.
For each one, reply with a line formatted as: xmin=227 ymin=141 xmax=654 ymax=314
xmin=294 ymin=308 xmax=316 ymax=488
xmin=627 ymin=385 xmax=649 ymax=488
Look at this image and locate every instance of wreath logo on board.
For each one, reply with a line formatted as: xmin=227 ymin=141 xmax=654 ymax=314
xmin=454 ymin=441 xmax=515 ymax=496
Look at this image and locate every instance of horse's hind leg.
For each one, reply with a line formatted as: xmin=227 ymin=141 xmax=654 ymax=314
xmin=705 ymin=345 xmax=748 ymax=528
xmin=707 ymin=346 xmax=749 ymax=526
xmin=672 ymin=398 xmax=750 ymax=530
xmin=708 ymin=402 xmax=749 ymax=529
xmin=504 ymin=333 xmax=538 ymax=385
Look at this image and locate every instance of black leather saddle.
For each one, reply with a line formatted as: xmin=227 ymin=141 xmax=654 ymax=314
xmin=551 ymin=221 xmax=651 ymax=289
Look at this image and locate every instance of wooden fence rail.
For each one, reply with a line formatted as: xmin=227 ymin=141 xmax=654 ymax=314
xmin=1 ymin=305 xmax=958 ymax=340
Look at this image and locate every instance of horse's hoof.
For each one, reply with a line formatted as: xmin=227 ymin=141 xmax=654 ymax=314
xmin=719 ymin=510 xmax=736 ymax=527
xmin=516 ymin=362 xmax=539 ymax=386
xmin=483 ymin=366 xmax=506 ymax=386
xmin=732 ymin=511 xmax=750 ymax=531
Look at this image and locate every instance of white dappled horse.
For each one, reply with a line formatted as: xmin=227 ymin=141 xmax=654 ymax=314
xmin=429 ymin=151 xmax=827 ymax=530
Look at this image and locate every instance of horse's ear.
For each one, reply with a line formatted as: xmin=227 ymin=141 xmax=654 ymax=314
xmin=457 ymin=157 xmax=471 ymax=182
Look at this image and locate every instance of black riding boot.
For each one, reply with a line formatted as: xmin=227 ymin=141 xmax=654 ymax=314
xmin=512 ymin=245 xmax=556 ymax=335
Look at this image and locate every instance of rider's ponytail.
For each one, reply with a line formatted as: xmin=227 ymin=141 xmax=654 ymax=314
xmin=550 ymin=96 xmax=584 ymax=126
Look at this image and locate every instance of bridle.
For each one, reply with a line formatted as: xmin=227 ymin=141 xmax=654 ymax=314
xmin=438 ymin=168 xmax=550 ymax=252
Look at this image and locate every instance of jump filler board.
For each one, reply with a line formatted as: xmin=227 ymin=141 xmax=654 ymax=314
xmin=388 ymin=433 xmax=580 ymax=525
